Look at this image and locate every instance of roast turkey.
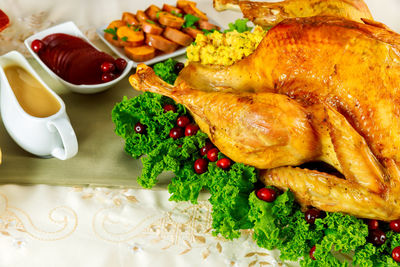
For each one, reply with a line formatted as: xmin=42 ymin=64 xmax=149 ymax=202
xmin=129 ymin=16 xmax=400 ymax=220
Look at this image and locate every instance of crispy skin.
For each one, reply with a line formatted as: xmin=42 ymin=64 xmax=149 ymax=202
xmin=213 ymin=0 xmax=372 ymax=27
xmin=177 ymin=16 xmax=400 ymax=173
xmin=260 ymin=167 xmax=398 ymax=220
xmin=130 ymin=17 xmax=400 ymax=220
xmin=213 ymin=0 xmax=240 ymax=11
xmin=131 ymin=65 xmax=321 ymax=169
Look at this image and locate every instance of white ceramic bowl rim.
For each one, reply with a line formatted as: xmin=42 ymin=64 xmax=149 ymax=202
xmin=24 ymin=21 xmax=133 ymax=93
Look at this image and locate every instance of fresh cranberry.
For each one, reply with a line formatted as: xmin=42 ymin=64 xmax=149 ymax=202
xmin=392 ymin=247 xmax=400 ymax=262
xmin=115 ymin=58 xmax=127 ymax=71
xmin=169 ymin=127 xmax=183 ymax=139
xmin=177 ymin=116 xmax=190 ymax=128
xmin=200 ymin=142 xmax=214 ymax=156
xmin=390 ymin=219 xmax=400 ymax=232
xmin=101 ymin=72 xmax=116 ymax=82
xmin=217 ymin=158 xmax=231 ymax=169
xmin=163 ymin=104 xmax=176 ymax=113
xmin=309 ymin=246 xmax=316 ymax=260
xmin=369 ymin=229 xmax=386 ymax=245
xmin=256 ymin=188 xmax=277 ymax=202
xmin=194 ymin=158 xmax=208 ymax=174
xmin=101 ymin=61 xmax=115 ymax=73
xmin=175 ymin=62 xmax=185 ymax=73
xmin=368 ymin=219 xmax=379 ymax=230
xmin=31 ymin=39 xmax=44 ymax=53
xmin=134 ymin=122 xmax=146 ymax=134
xmin=305 ymin=209 xmax=322 ymax=225
xmin=185 ymin=124 xmax=199 ymax=136
xmin=207 ymin=148 xmax=219 ymax=162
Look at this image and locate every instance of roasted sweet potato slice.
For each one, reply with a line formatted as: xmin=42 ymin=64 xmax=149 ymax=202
xmin=124 ymin=45 xmax=156 ymax=61
xmin=116 ymin=26 xmax=145 ymax=47
xmin=163 ymin=27 xmax=193 ymax=46
xmin=158 ymin=12 xmax=184 ymax=28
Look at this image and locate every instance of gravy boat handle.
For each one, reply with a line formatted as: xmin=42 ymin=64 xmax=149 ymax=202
xmin=48 ymin=117 xmax=78 ymax=160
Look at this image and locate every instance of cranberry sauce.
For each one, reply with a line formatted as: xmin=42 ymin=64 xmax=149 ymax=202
xmin=37 ymin=33 xmax=116 ymax=85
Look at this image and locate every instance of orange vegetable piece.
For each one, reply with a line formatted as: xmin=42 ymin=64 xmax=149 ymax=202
xmin=182 ymin=3 xmax=208 ymax=21
xmin=124 ymin=45 xmax=156 ymax=62
xmin=122 ymin=12 xmax=140 ymax=26
xmin=176 ymin=0 xmax=197 ymax=9
xmin=104 ymin=20 xmax=126 ymax=47
xmin=145 ymin=5 xmax=161 ymax=21
xmin=158 ymin=12 xmax=184 ymax=28
xmin=116 ymin=26 xmax=145 ymax=47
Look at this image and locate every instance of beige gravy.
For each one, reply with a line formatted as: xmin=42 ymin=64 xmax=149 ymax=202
xmin=4 ymin=65 xmax=60 ymax=118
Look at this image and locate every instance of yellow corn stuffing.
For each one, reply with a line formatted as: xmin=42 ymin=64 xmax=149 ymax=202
xmin=186 ymin=26 xmax=266 ymax=66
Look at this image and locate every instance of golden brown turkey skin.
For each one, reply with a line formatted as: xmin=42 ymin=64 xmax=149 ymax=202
xmin=130 ymin=65 xmax=320 ymax=169
xmin=213 ymin=0 xmax=372 ymax=27
xmin=177 ymin=16 xmax=400 ymax=186
xmin=129 ymin=17 xmax=400 ymax=221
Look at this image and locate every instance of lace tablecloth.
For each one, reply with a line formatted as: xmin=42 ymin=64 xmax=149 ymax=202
xmin=0 ymin=1 xmax=399 ymax=266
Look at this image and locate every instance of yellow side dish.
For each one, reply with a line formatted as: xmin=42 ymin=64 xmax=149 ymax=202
xmin=186 ymin=26 xmax=266 ymax=66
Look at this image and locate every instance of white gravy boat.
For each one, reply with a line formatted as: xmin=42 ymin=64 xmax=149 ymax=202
xmin=0 ymin=50 xmax=78 ymax=160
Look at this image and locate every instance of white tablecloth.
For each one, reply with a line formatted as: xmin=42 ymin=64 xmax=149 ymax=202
xmin=0 ymin=1 xmax=399 ymax=266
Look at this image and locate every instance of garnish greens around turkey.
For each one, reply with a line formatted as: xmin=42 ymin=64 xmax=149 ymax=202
xmin=112 ymin=56 xmax=400 ymax=267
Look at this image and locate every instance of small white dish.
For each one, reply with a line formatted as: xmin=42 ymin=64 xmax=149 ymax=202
xmin=0 ymin=51 xmax=78 ymax=160
xmin=96 ymin=25 xmax=187 ymax=67
xmin=96 ymin=18 xmax=222 ymax=67
xmin=24 ymin=21 xmax=133 ymax=94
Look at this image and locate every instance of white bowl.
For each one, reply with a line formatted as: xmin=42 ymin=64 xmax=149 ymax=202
xmin=24 ymin=21 xmax=133 ymax=94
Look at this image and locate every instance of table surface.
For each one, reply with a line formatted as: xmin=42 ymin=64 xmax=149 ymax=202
xmin=0 ymin=0 xmax=399 ymax=266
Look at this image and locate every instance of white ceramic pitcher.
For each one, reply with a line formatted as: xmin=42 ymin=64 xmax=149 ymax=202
xmin=0 ymin=51 xmax=78 ymax=160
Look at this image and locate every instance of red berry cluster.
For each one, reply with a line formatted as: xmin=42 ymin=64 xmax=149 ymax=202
xmin=164 ymin=104 xmax=231 ymax=174
xmin=194 ymin=143 xmax=231 ymax=174
xmin=365 ymin=218 xmax=400 ymax=262
xmin=165 ymin=104 xmax=199 ymax=140
xmin=100 ymin=58 xmax=127 ymax=82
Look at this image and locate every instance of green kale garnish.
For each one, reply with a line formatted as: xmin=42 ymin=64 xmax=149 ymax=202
xmin=113 ymin=56 xmax=400 ymax=266
xmin=249 ymin=189 xmax=400 ymax=266
xmin=224 ymin=18 xmax=253 ymax=33
xmin=103 ymin=27 xmax=118 ymax=40
xmin=153 ymin=58 xmax=178 ymax=85
xmin=171 ymin=10 xmax=183 ymax=17
xmin=112 ymin=93 xmax=257 ymax=239
xmin=183 ymin=14 xmax=200 ymax=29
xmin=202 ymin=28 xmax=220 ymax=36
